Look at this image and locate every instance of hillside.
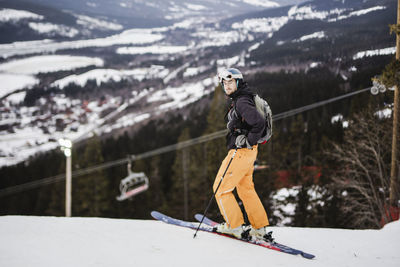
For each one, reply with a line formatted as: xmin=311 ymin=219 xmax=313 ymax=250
xmin=0 ymin=0 xmax=395 ymax=167
xmin=0 ymin=215 xmax=399 ymax=266
xmin=0 ymin=0 xmax=397 ymax=231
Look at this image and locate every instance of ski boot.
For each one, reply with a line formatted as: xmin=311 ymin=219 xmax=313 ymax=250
xmin=213 ymin=223 xmax=251 ymax=240
xmin=249 ymin=226 xmax=275 ymax=243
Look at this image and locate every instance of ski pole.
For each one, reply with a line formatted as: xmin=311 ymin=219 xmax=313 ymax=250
xmin=193 ymin=149 xmax=237 ymax=238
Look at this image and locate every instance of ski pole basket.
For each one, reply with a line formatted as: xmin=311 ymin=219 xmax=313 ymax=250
xmin=116 ymin=157 xmax=149 ymax=201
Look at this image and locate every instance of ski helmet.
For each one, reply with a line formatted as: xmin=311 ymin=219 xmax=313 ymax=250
xmin=218 ymin=68 xmax=243 ymax=83
xmin=218 ymin=68 xmax=244 ymax=93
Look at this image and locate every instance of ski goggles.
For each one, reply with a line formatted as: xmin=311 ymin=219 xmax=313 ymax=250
xmin=218 ymin=71 xmax=234 ymax=83
xmin=218 ymin=69 xmax=243 ymax=83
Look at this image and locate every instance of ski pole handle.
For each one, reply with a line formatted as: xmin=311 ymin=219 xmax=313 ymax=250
xmin=193 ymin=149 xmax=237 ymax=238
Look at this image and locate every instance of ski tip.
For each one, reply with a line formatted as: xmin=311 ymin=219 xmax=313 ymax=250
xmin=150 ymin=210 xmax=162 ymax=220
xmin=301 ymin=252 xmax=316 ymax=259
xmin=194 ymin=214 xmax=203 ymax=220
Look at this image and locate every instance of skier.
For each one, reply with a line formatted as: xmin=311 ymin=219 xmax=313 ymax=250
xmin=213 ymin=68 xmax=272 ymax=242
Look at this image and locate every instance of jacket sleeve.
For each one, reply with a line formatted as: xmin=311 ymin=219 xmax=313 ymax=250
xmin=236 ymin=96 xmax=265 ymax=145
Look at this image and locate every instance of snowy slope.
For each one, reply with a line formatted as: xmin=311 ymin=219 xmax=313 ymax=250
xmin=0 ymin=216 xmax=399 ymax=267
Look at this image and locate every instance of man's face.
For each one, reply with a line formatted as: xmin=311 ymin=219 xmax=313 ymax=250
xmin=223 ymin=79 xmax=237 ymax=95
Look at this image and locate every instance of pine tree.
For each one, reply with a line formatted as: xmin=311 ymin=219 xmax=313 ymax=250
xmin=204 ymin=85 xmax=228 ymax=183
xmin=196 ymin=85 xmax=230 ymax=219
xmin=73 ymin=135 xmax=111 ymax=217
xmin=170 ymin=127 xmax=191 ymax=219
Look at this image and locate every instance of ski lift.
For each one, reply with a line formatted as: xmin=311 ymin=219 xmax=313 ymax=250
xmin=116 ymin=157 xmax=149 ymax=201
xmin=254 ymin=159 xmax=269 ymax=172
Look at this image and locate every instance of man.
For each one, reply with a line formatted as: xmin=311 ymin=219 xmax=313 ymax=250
xmin=213 ymin=68 xmax=272 ymax=242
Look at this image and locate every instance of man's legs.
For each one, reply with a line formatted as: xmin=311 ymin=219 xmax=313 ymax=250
xmin=236 ymin=167 xmax=269 ymax=229
xmin=213 ymin=147 xmax=257 ymax=229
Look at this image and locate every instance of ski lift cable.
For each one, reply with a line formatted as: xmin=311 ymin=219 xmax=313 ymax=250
xmin=0 ymin=87 xmax=371 ymax=198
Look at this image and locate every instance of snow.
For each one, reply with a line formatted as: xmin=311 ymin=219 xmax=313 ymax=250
xmin=232 ymin=16 xmax=288 ymax=34
xmin=242 ymin=0 xmax=279 ymax=8
xmin=294 ymin=31 xmax=325 ymax=42
xmin=116 ymin=45 xmax=188 ymax=55
xmin=0 ymin=93 xmax=122 ymax=166
xmin=309 ymin=62 xmax=321 ymax=68
xmin=0 ymin=73 xmax=38 ymax=98
xmin=0 ymin=29 xmax=164 ymax=58
xmin=375 ymin=107 xmax=392 ymax=119
xmin=350 ymin=6 xmax=386 ymax=16
xmin=0 ymin=73 xmax=216 ymax=167
xmin=353 ymin=47 xmax=396 ymax=60
xmin=272 ymin=187 xmax=299 ymax=225
xmin=110 ymin=112 xmax=151 ymax=130
xmin=0 ymin=8 xmax=43 ymax=22
xmin=331 ymin=114 xmax=343 ymax=124
xmin=232 ymin=3 xmax=387 ymax=41
xmin=163 ymin=62 xmax=191 ymax=84
xmin=183 ymin=66 xmax=209 ymax=77
xmin=28 ymin=22 xmax=79 ymax=38
xmin=0 ymin=216 xmax=399 ymax=267
xmin=171 ymin=18 xmax=197 ymax=29
xmin=331 ymin=114 xmax=349 ymax=128
xmin=248 ymin=42 xmax=262 ymax=52
xmin=4 ymin=91 xmax=26 ymax=104
xmin=271 ymin=185 xmax=328 ymax=225
xmin=148 ymin=78 xmax=217 ymax=111
xmin=0 ymin=55 xmax=104 ymax=74
xmin=185 ymin=3 xmax=207 ymax=11
xmin=330 ymin=6 xmax=387 ymax=22
xmin=75 ymin=15 xmax=123 ymax=31
xmin=217 ymin=56 xmax=240 ymax=67
xmin=193 ymin=30 xmax=246 ymax=48
xmin=288 ymin=5 xmax=347 ymax=21
xmin=349 ymin=66 xmax=357 ymax=72
xmin=86 ymin=2 xmax=97 ymax=8
xmin=0 ymin=127 xmax=60 ymax=166
xmin=51 ymin=66 xmax=170 ymax=89
xmin=52 ymin=69 xmax=126 ymax=88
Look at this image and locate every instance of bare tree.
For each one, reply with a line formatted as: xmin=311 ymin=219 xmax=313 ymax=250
xmin=325 ymin=111 xmax=393 ymax=229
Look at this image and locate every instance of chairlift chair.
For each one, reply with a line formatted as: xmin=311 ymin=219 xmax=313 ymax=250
xmin=116 ymin=160 xmax=149 ymax=201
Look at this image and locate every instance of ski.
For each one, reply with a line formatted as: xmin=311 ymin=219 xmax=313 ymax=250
xmin=151 ymin=211 xmax=315 ymax=259
xmin=194 ymin=213 xmax=315 ymax=259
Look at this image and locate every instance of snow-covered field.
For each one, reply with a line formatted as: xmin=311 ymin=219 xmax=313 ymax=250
xmin=0 ymin=55 xmax=104 ymax=74
xmin=50 ymin=66 xmax=170 ymax=89
xmin=353 ymin=46 xmax=396 ymax=60
xmin=0 ymin=8 xmax=43 ymax=22
xmin=0 ymin=216 xmax=399 ymax=267
xmin=0 ymin=73 xmax=38 ymax=98
xmin=0 ymin=29 xmax=164 ymax=58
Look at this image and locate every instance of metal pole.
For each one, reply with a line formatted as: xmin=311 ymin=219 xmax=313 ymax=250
xmin=390 ymin=0 xmax=400 ymax=207
xmin=183 ymin=149 xmax=189 ymax=220
xmin=193 ymin=149 xmax=237 ymax=238
xmin=66 ymin=154 xmax=72 ymax=217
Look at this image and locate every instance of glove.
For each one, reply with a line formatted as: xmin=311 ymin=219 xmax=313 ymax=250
xmin=235 ymin=135 xmax=252 ymax=149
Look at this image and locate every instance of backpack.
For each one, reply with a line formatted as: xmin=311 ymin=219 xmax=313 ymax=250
xmin=253 ymin=94 xmax=273 ymax=144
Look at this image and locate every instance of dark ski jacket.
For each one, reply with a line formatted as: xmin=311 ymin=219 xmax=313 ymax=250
xmin=226 ymin=84 xmax=265 ymax=150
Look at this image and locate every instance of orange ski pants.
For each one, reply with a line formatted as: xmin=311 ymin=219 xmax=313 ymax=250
xmin=213 ymin=146 xmax=269 ymax=229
